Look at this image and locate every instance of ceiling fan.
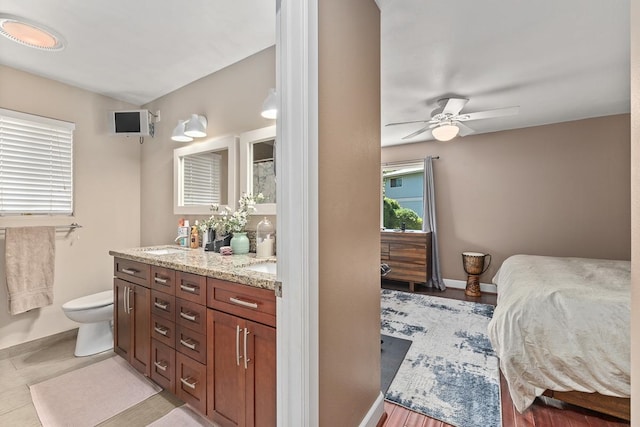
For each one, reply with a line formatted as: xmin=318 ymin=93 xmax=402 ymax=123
xmin=386 ymin=98 xmax=519 ymax=142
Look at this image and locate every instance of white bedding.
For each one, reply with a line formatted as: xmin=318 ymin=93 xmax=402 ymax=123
xmin=487 ymin=254 xmax=630 ymax=413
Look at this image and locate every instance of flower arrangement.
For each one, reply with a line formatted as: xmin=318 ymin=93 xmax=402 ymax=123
xmin=201 ymin=193 xmax=264 ymax=236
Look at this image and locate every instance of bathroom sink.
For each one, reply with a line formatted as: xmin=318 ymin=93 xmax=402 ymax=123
xmin=143 ymin=248 xmax=189 ymax=255
xmin=244 ymin=262 xmax=277 ymax=275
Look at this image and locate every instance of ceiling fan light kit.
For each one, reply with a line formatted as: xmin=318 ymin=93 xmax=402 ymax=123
xmin=386 ymin=97 xmax=519 ymax=142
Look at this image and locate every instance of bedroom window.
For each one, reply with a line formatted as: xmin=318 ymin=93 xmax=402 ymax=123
xmin=382 ymin=162 xmax=424 ymax=230
xmin=0 ymin=108 xmax=75 ymax=215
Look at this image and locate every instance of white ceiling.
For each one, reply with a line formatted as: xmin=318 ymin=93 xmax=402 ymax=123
xmin=0 ymin=1 xmax=630 ymax=147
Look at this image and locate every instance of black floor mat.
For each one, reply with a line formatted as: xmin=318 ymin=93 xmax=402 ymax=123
xmin=381 ymin=334 xmax=412 ymax=395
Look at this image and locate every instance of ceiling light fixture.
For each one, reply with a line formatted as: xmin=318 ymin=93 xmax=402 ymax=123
xmin=261 ymin=88 xmax=278 ymax=119
xmin=0 ymin=14 xmax=65 ymax=51
xmin=171 ymin=114 xmax=207 ymax=142
xmin=432 ymin=122 xmax=460 ymax=142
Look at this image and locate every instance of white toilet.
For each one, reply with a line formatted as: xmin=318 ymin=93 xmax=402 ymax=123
xmin=62 ymin=290 xmax=114 ymax=357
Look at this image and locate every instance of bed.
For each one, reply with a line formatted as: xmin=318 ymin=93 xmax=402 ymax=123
xmin=487 ymin=254 xmax=630 ymax=419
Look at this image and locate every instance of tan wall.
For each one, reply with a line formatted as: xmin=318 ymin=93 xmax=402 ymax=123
xmin=0 ymin=66 xmax=141 ymax=350
xmin=382 ymin=114 xmax=631 ymax=283
xmin=140 ymin=47 xmax=276 ymax=246
xmin=629 ymin=2 xmax=638 ymax=423
xmin=318 ymin=0 xmax=381 ymax=425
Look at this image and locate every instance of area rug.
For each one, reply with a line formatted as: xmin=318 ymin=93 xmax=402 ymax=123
xmin=30 ymin=356 xmax=162 ymax=427
xmin=381 ymin=289 xmax=501 ymax=427
xmin=381 ymin=334 xmax=412 ymax=394
xmin=147 ymin=405 xmax=212 ymax=426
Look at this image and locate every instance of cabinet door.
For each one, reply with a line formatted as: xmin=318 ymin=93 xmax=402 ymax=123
xmin=208 ymin=310 xmax=245 ymax=427
xmin=245 ymin=320 xmax=276 ymax=427
xmin=113 ymin=278 xmax=131 ymax=359
xmin=130 ymin=283 xmax=151 ymax=376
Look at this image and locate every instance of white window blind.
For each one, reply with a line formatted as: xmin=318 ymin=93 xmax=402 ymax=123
xmin=182 ymin=152 xmax=221 ymax=206
xmin=0 ymin=108 xmax=75 ymax=215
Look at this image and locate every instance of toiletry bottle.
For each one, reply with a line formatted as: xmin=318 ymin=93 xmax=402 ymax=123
xmin=190 ymin=225 xmax=200 ymax=249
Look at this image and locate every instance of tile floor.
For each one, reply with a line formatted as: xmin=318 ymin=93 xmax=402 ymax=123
xmin=0 ymin=330 xmax=185 ymax=426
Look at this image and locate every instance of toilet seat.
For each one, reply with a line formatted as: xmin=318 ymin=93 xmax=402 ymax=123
xmin=62 ymin=290 xmax=113 ymax=311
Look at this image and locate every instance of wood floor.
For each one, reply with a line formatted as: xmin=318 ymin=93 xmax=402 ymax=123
xmin=380 ymin=280 xmax=630 ymax=427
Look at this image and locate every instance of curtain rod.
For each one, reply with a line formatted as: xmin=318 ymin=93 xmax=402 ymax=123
xmin=0 ymin=223 xmax=82 ymax=231
xmin=382 ymin=156 xmax=440 ymax=167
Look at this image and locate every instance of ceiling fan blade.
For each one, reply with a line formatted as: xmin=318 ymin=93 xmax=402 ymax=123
xmin=456 ymin=121 xmax=475 ymax=137
xmin=458 ymin=106 xmax=520 ymax=121
xmin=442 ymin=98 xmax=469 ymax=116
xmin=385 ymin=119 xmax=434 ymax=127
xmin=401 ymin=125 xmax=431 ymax=140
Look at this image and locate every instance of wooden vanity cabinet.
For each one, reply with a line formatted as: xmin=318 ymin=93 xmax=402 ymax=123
xmin=113 ymin=259 xmax=151 ymax=376
xmin=207 ymin=278 xmax=276 ymax=427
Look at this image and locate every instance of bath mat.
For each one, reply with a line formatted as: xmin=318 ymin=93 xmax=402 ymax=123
xmin=381 ymin=334 xmax=412 ymax=394
xmin=381 ymin=289 xmax=501 ymax=427
xmin=147 ymin=405 xmax=212 ymax=426
xmin=30 ymin=356 xmax=161 ymax=427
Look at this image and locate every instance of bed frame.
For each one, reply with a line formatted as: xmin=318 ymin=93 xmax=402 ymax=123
xmin=542 ymin=389 xmax=630 ymax=421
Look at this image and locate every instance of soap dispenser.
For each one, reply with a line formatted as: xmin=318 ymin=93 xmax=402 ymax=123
xmin=256 ymin=217 xmax=275 ymax=258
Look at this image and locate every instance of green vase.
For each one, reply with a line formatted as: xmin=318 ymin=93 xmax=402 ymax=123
xmin=230 ymin=232 xmax=250 ymax=254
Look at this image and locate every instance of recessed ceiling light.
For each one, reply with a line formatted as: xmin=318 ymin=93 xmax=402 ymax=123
xmin=0 ymin=14 xmax=65 ymax=51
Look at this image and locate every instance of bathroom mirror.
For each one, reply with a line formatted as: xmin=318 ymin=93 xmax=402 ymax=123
xmin=174 ymin=135 xmax=238 ymax=215
xmin=240 ymin=125 xmax=276 ymax=215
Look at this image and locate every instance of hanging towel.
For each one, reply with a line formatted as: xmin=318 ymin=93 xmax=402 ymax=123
xmin=5 ymin=226 xmax=56 ymax=315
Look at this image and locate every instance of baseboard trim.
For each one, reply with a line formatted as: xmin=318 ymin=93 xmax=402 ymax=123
xmin=359 ymin=391 xmax=385 ymax=427
xmin=0 ymin=328 xmax=78 ymax=361
xmin=444 ymin=278 xmax=497 ymax=294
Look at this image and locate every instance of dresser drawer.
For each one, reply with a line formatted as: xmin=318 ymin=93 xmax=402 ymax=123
xmin=176 ymin=298 xmax=206 ymax=335
xmin=175 ymin=272 xmax=207 ymax=305
xmin=176 ymin=353 xmax=206 ymax=415
xmin=151 ymin=339 xmax=176 ymax=393
xmin=151 ymin=315 xmax=175 ymax=348
xmin=207 ymin=278 xmax=276 ymax=327
xmin=151 ymin=290 xmax=175 ymax=321
xmin=151 ymin=266 xmax=176 ymax=295
xmin=176 ymin=325 xmax=206 ymax=364
xmin=114 ymin=258 xmax=150 ymax=287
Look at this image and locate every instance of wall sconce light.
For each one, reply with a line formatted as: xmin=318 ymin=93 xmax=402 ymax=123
xmin=171 ymin=114 xmax=207 ymax=142
xmin=261 ymin=88 xmax=278 ymax=119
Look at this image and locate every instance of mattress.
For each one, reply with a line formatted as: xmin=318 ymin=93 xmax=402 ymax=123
xmin=487 ymin=254 xmax=630 ymax=412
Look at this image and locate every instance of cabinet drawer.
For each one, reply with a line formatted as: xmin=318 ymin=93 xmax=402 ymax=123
xmin=207 ymin=278 xmax=276 ymax=327
xmin=176 ymin=353 xmax=207 ymax=416
xmin=151 ymin=266 xmax=176 ymax=295
xmin=389 ymin=243 xmax=427 ymax=265
xmin=151 ymin=290 xmax=175 ymax=321
xmin=151 ymin=339 xmax=176 ymax=393
xmin=381 ymin=242 xmax=390 ymax=260
xmin=176 ymin=298 xmax=206 ymax=335
xmin=176 ymin=325 xmax=206 ymax=364
xmin=151 ymin=315 xmax=175 ymax=348
xmin=114 ymin=258 xmax=150 ymax=287
xmin=175 ymin=272 xmax=206 ymax=305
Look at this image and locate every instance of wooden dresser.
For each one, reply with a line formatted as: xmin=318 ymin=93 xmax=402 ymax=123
xmin=380 ymin=230 xmax=432 ymax=292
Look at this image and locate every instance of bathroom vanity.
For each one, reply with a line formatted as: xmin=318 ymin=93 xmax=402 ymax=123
xmin=109 ymin=246 xmax=277 ymax=426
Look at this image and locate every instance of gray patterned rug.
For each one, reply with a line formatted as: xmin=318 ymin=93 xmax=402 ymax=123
xmin=381 ymin=289 xmax=501 ymax=427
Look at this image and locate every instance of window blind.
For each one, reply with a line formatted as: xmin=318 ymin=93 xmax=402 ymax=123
xmin=0 ymin=108 xmax=75 ymax=215
xmin=182 ymin=152 xmax=221 ymax=206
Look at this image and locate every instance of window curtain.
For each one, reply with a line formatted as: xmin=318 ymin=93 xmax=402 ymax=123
xmin=422 ymin=156 xmax=445 ymax=290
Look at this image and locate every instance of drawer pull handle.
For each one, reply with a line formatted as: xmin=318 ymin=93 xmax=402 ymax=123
xmin=180 ymin=284 xmax=198 ymax=293
xmin=180 ymin=339 xmax=197 ymax=350
xmin=236 ymin=325 xmax=242 ymax=366
xmin=229 ymin=297 xmax=258 ymax=309
xmin=154 ymin=326 xmax=169 ymax=336
xmin=179 ymin=311 xmax=197 ymax=322
xmin=154 ymin=361 xmax=168 ymax=371
xmin=154 ymin=301 xmax=169 ymax=310
xmin=244 ymin=328 xmax=250 ymax=370
xmin=180 ymin=377 xmax=197 ymax=389
xmin=154 ymin=277 xmax=168 ymax=284
xmin=121 ymin=268 xmax=138 ymax=276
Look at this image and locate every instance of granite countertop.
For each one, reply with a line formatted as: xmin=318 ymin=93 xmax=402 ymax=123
xmin=108 ymin=245 xmax=277 ymax=291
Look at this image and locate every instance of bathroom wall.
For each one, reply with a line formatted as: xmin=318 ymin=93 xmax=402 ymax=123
xmin=141 ymin=46 xmax=276 ymax=247
xmin=0 ymin=65 xmax=142 ymax=350
xmin=381 ymin=114 xmax=631 ymax=283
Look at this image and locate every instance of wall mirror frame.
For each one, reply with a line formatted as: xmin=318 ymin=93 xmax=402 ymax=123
xmin=240 ymin=125 xmax=277 ymax=215
xmin=173 ymin=134 xmax=238 ymax=215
